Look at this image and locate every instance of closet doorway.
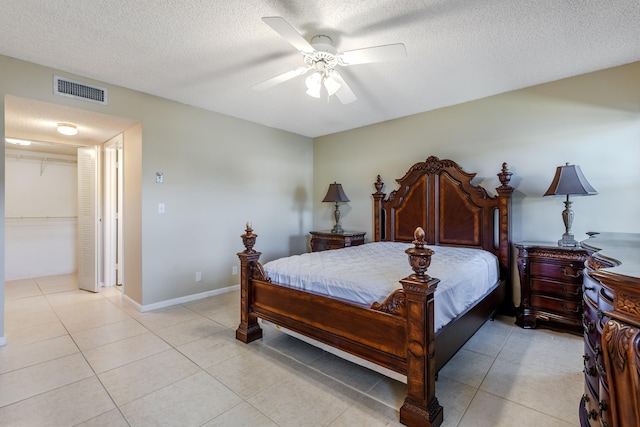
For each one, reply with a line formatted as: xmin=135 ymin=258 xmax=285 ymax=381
xmin=4 ymin=95 xmax=135 ymax=291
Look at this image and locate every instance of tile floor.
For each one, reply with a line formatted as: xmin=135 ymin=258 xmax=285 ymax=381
xmin=1 ymin=274 xmax=584 ymax=426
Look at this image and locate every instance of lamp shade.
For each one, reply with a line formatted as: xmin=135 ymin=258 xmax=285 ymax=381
xmin=322 ymin=182 xmax=350 ymax=203
xmin=544 ymin=163 xmax=597 ymax=196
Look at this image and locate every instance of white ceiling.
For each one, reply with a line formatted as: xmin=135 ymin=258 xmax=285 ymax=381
xmin=1 ymin=0 xmax=640 ymax=146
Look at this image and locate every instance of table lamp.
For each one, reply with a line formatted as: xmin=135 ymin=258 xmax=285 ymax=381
xmin=544 ymin=163 xmax=597 ymax=247
xmin=322 ymin=182 xmax=350 ymax=233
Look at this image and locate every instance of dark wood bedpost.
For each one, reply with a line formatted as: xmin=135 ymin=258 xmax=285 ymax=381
xmin=496 ymin=163 xmax=514 ymax=312
xmin=399 ymin=228 xmax=443 ymax=427
xmin=236 ymin=222 xmax=263 ymax=343
xmin=372 ymin=175 xmax=385 ymax=242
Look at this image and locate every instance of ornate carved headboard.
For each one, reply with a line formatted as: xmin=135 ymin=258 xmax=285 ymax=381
xmin=372 ymin=156 xmax=513 ymax=278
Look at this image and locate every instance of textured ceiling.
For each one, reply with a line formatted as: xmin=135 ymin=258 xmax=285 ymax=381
xmin=1 ymin=0 xmax=640 ymax=143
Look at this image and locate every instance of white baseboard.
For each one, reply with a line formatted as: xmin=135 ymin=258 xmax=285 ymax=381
xmin=123 ymin=284 xmax=240 ymax=312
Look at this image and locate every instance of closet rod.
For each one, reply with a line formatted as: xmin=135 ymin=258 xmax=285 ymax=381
xmin=5 ymin=153 xmax=77 ymax=164
xmin=5 ymin=216 xmax=78 ymax=220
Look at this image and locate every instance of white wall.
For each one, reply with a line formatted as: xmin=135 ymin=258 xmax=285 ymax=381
xmin=313 ymin=62 xmax=640 ymax=245
xmin=4 ymin=150 xmax=77 ymax=280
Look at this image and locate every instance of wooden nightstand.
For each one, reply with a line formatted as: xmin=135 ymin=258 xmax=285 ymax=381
xmin=309 ymin=231 xmax=365 ymax=252
xmin=514 ymin=242 xmax=588 ymax=335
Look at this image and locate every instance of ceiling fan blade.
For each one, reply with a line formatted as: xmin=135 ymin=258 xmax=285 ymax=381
xmin=339 ymin=43 xmax=407 ymax=65
xmin=252 ymin=66 xmax=311 ymax=91
xmin=331 ymin=73 xmax=357 ymax=104
xmin=262 ymin=17 xmax=315 ymax=53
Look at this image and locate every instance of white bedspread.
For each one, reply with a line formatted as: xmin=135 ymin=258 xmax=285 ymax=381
xmin=263 ymin=241 xmax=499 ymax=333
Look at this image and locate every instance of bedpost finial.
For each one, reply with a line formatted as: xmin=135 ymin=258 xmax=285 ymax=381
xmin=497 ymin=162 xmax=512 ymax=188
xmin=413 ymin=227 xmax=426 ymax=246
xmin=374 ymin=175 xmax=384 ymax=193
xmin=241 ymin=221 xmax=257 ymax=253
xmin=405 ymin=227 xmax=433 ymax=282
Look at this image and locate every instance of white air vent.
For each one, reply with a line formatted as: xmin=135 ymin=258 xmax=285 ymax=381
xmin=53 ymin=75 xmax=108 ymax=105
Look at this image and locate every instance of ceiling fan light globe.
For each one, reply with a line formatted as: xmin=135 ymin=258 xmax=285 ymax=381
xmin=324 ymin=76 xmax=341 ymax=96
xmin=305 ymin=72 xmax=321 ymax=90
xmin=306 ymin=86 xmax=321 ymax=98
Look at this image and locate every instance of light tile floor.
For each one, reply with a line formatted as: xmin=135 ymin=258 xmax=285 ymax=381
xmin=1 ymin=274 xmax=584 ymax=426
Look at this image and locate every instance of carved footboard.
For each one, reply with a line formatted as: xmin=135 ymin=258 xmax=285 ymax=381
xmin=236 ymin=224 xmax=443 ymax=427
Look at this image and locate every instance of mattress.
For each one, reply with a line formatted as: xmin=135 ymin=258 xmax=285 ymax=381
xmin=263 ymin=241 xmax=499 ymax=333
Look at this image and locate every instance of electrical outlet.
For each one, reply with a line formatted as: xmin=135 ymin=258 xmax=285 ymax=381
xmin=232 ymin=266 xmax=238 ymax=275
xmin=195 ymin=271 xmax=202 ymax=282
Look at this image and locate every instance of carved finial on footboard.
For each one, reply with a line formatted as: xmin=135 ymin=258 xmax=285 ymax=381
xmin=497 ymin=162 xmax=513 ymax=190
xmin=241 ymin=221 xmax=257 ymax=253
xmin=405 ymin=227 xmax=435 ymax=283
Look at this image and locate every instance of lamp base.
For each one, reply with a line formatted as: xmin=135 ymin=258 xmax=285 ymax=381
xmin=558 ymin=233 xmax=578 ymax=247
xmin=331 ymin=224 xmax=344 ymax=234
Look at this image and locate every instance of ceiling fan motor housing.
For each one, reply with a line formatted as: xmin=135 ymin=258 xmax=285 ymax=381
xmin=304 ymin=35 xmax=339 ymax=69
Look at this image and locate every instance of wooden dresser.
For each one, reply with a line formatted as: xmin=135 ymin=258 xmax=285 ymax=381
xmin=515 ymin=242 xmax=589 ymax=334
xmin=309 ymin=230 xmax=365 ymax=252
xmin=579 ymin=232 xmax=640 ymax=427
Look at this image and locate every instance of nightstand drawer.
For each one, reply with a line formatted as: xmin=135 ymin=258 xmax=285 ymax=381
xmin=530 ymin=260 xmax=583 ymax=283
xmin=530 ymin=294 xmax=581 ymax=319
xmin=530 ymin=278 xmax=582 ymax=300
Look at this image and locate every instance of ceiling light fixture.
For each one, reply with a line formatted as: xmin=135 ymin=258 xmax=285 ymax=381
xmin=304 ymin=61 xmax=341 ymax=100
xmin=5 ymin=137 xmax=32 ymax=146
xmin=57 ymin=123 xmax=78 ymax=136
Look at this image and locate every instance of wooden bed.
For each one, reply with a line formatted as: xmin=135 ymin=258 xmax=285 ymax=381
xmin=236 ymin=156 xmax=513 ymax=427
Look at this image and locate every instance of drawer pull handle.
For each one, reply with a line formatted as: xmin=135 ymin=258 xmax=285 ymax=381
xmin=599 ymin=400 xmax=608 ymax=424
xmin=584 ymin=321 xmax=595 ymax=333
xmin=561 ymin=267 xmax=582 ymax=278
xmin=561 ymin=286 xmax=581 ymax=296
xmin=561 ymin=303 xmax=580 ymax=313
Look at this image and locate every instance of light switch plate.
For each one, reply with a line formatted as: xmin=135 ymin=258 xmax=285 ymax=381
xmin=156 ymin=172 xmax=164 ymax=183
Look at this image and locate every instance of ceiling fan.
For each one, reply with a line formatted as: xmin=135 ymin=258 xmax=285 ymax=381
xmin=253 ymin=17 xmax=407 ymax=104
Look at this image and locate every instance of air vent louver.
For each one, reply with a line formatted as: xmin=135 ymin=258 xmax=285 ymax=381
xmin=53 ymin=75 xmax=108 ymax=105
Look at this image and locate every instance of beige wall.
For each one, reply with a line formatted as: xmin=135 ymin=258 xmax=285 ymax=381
xmin=123 ymin=123 xmax=143 ymax=304
xmin=313 ymin=62 xmax=640 ymax=305
xmin=0 ymin=54 xmax=313 ymax=338
xmin=313 ymin=62 xmax=640 ymax=245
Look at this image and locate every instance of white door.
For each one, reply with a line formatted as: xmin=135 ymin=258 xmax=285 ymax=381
xmin=103 ymin=135 xmax=123 ymax=287
xmin=77 ymin=146 xmax=101 ymax=292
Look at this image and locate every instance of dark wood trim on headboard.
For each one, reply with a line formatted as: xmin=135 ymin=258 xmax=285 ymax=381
xmin=372 ymin=156 xmax=513 ymax=281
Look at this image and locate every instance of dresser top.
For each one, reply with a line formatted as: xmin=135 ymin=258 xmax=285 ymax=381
xmin=514 ymin=241 xmax=587 ymax=251
xmin=580 ymin=232 xmax=640 ymax=279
